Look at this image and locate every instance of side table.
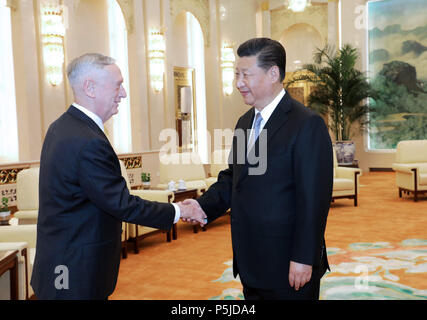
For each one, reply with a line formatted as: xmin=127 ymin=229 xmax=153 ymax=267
xmin=0 ymin=250 xmax=19 ymax=300
xmin=338 ymin=160 xmax=359 ymax=168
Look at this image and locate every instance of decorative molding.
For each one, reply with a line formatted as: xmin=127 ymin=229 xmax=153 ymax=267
xmin=0 ymin=168 xmax=26 ymax=185
xmin=6 ymin=0 xmax=18 ymax=11
xmin=118 ymin=155 xmax=142 ymax=169
xmin=118 ymin=155 xmax=143 ymax=187
xmin=261 ymin=1 xmax=269 ymax=11
xmin=116 ymin=0 xmax=135 ymax=34
xmin=271 ymin=2 xmax=329 ymax=44
xmin=170 ymin=0 xmax=210 ymax=47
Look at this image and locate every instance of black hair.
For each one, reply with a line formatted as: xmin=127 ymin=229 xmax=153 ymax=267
xmin=237 ymin=38 xmax=286 ymax=82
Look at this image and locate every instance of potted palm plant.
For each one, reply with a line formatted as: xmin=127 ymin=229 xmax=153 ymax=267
xmin=286 ymin=44 xmax=376 ymax=164
xmin=0 ymin=197 xmax=11 ymax=225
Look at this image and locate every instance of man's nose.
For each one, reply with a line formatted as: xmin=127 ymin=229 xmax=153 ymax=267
xmin=120 ymin=85 xmax=127 ymax=98
xmin=235 ymin=74 xmax=244 ymax=89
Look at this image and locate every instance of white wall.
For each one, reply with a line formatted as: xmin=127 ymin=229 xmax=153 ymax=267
xmin=3 ymin=0 xmax=401 ymax=172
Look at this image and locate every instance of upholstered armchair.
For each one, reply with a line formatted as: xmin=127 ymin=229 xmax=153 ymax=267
xmin=118 ymin=160 xmax=133 ymax=259
xmin=128 ymin=189 xmax=175 ymax=254
xmin=206 ymin=149 xmax=230 ymax=188
xmin=392 ymin=140 xmax=427 ymax=202
xmin=118 ymin=161 xmax=175 ymax=254
xmin=13 ymin=167 xmax=39 ymax=225
xmin=157 ymin=152 xmax=208 ymax=195
xmin=332 ymin=148 xmax=362 ymax=206
xmin=0 ymin=224 xmax=37 ymax=300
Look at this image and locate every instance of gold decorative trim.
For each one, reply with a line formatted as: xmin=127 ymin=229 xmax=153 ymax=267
xmin=170 ymin=0 xmax=210 ymax=47
xmin=0 ymin=168 xmax=25 ymax=185
xmin=261 ymin=1 xmax=269 ymax=11
xmin=173 ymin=66 xmax=197 ymax=152
xmin=116 ymin=0 xmax=135 ymax=34
xmin=6 ymin=0 xmax=18 ymax=11
xmin=119 ymin=156 xmax=142 ymax=169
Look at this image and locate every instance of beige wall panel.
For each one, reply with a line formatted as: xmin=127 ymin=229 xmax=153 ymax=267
xmin=11 ymin=0 xmax=43 ymax=162
xmin=2 ymin=0 xmax=401 ymax=171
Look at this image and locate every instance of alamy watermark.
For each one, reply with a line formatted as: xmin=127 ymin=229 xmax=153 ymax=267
xmin=54 ymin=265 xmax=69 ymax=290
xmin=159 ymin=128 xmax=268 ymax=176
xmin=354 ymin=5 xmax=368 ymax=31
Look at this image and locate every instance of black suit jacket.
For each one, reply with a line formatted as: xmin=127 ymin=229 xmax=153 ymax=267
xmin=31 ymin=106 xmax=175 ymax=299
xmin=197 ymin=93 xmax=333 ymax=290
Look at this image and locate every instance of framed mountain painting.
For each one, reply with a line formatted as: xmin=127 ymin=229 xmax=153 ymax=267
xmin=367 ymin=0 xmax=427 ymax=149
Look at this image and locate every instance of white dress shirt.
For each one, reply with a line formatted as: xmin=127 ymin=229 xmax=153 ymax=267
xmin=247 ymin=89 xmax=286 ymax=148
xmin=71 ymin=103 xmax=181 ymax=223
xmin=72 ymin=103 xmax=105 ymax=132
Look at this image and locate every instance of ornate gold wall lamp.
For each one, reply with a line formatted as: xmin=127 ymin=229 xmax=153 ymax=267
xmin=40 ymin=2 xmax=65 ymax=86
xmin=148 ymin=29 xmax=166 ymax=93
xmin=221 ymin=43 xmax=235 ymax=96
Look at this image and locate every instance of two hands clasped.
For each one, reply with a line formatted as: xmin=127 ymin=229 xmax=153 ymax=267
xmin=176 ymin=199 xmax=207 ymax=227
xmin=176 ymin=199 xmax=313 ymax=291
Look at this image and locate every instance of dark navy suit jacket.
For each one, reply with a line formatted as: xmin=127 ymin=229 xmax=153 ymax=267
xmin=31 ymin=106 xmax=175 ymax=299
xmin=197 ymin=93 xmax=333 ymax=296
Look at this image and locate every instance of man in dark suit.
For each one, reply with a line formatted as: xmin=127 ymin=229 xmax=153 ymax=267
xmin=183 ymin=38 xmax=333 ymax=299
xmin=31 ymin=53 xmax=206 ymax=300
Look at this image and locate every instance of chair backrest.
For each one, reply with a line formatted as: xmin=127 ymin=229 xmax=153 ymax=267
xmin=16 ymin=167 xmax=39 ymax=211
xmin=118 ymin=160 xmax=131 ymax=189
xmin=158 ymin=152 xmax=206 ymax=183
xmin=0 ymin=225 xmax=37 ymax=248
xmin=210 ymin=149 xmax=230 ymax=177
xmin=332 ymin=146 xmax=338 ymax=168
xmin=395 ymin=140 xmax=427 ymax=163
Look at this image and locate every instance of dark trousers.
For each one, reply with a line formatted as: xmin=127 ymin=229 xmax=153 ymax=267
xmin=242 ymin=279 xmax=320 ymax=300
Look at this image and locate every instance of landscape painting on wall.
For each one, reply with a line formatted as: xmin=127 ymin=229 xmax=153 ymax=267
xmin=368 ymin=0 xmax=427 ymax=150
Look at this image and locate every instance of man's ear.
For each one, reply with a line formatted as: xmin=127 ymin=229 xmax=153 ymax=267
xmin=268 ymin=66 xmax=280 ymax=83
xmin=83 ymin=78 xmax=96 ymax=98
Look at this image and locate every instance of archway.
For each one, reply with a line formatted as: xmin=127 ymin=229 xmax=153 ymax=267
xmin=172 ymin=11 xmax=208 ymax=162
xmin=280 ymin=23 xmax=323 ymax=72
xmin=106 ymin=0 xmax=132 ymax=153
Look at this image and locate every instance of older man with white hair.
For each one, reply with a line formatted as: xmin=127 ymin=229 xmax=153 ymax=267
xmin=31 ymin=53 xmax=206 ymax=300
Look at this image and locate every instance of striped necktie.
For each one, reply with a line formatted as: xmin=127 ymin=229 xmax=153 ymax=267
xmin=248 ymin=112 xmax=263 ymax=152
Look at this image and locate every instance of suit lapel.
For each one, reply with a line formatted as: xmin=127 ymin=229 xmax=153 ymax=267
xmin=67 ymin=105 xmax=109 ymax=141
xmin=262 ymin=93 xmax=292 ymax=145
xmin=233 ymin=109 xmax=254 ymax=184
xmin=67 ymin=105 xmax=121 ymax=171
xmin=240 ymin=108 xmax=255 ymax=134
xmin=236 ymin=93 xmax=293 ymax=185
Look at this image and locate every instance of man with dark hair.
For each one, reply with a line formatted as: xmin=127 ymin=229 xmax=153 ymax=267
xmin=183 ymin=38 xmax=333 ymax=299
xmin=237 ymin=37 xmax=287 ymax=82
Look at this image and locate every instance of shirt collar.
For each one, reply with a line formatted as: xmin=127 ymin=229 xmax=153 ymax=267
xmin=72 ymin=103 xmax=104 ymax=132
xmin=254 ymin=88 xmax=286 ymax=124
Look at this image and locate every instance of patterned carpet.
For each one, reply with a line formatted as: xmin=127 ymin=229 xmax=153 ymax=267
xmin=209 ymin=239 xmax=427 ymax=300
xmin=110 ymin=172 xmax=427 ymax=300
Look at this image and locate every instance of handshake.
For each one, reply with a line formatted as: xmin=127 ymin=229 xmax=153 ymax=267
xmin=176 ymin=199 xmax=207 ymax=227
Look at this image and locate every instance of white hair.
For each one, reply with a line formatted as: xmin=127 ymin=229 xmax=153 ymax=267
xmin=67 ymin=53 xmax=115 ymax=88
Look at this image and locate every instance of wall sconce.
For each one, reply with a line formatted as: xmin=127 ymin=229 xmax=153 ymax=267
xmin=221 ymin=44 xmax=235 ymax=96
xmin=286 ymin=0 xmax=311 ymax=13
xmin=41 ymin=4 xmax=65 ymax=86
xmin=148 ymin=29 xmax=166 ymax=92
